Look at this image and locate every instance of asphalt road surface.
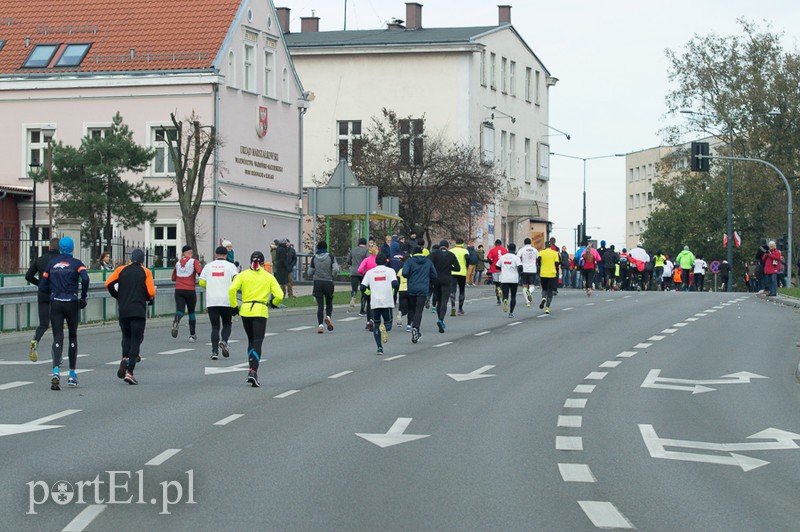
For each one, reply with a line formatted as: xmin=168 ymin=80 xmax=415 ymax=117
xmin=1 ymin=286 xmax=799 ymax=531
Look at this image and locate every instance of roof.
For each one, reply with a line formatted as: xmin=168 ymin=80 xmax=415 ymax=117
xmin=285 ymin=26 xmax=499 ymax=49
xmin=0 ymin=0 xmax=241 ymax=75
xmin=0 ymin=184 xmax=33 ymax=196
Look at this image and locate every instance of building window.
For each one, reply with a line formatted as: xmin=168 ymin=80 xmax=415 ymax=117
xmin=490 ymin=52 xmax=496 ymax=90
xmin=227 ymin=51 xmax=236 ymax=88
xmin=635 ymin=221 xmax=641 ymax=235
xmin=480 ymin=49 xmax=486 ymax=86
xmin=509 ymin=61 xmax=516 ymax=97
xmin=243 ymin=42 xmax=256 ymax=92
xmin=629 ymin=195 xmax=634 ymax=209
xmin=399 ymin=119 xmax=424 ymax=166
xmin=629 ymin=222 xmax=634 ymax=237
xmin=264 ymin=50 xmax=275 ymax=98
xmin=151 ymin=127 xmax=177 ymax=176
xmin=525 ymin=67 xmax=532 ymax=102
xmin=524 ymin=138 xmax=531 ymax=182
xmin=22 ymin=44 xmax=58 ymax=68
xmin=152 ymin=224 xmax=178 ymax=267
xmin=54 ymin=43 xmax=92 ymax=67
xmin=337 ymin=120 xmax=362 ymax=164
xmin=27 ymin=128 xmax=55 ymax=168
xmin=508 ymin=133 xmax=516 ymax=178
xmin=501 ymin=57 xmax=507 ymax=94
xmin=534 ymin=70 xmax=541 ymax=105
xmin=538 ymin=142 xmax=550 ymax=181
xmin=628 ymin=168 xmax=634 ymax=182
xmin=499 ymin=131 xmax=507 ymax=173
xmin=282 ymin=67 xmax=290 ymax=103
xmin=481 ymin=122 xmax=494 ymax=166
xmin=87 ymin=126 xmax=112 ymax=140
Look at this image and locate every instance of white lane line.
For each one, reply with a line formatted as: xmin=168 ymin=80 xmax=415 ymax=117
xmin=648 ymin=335 xmax=666 ymax=341
xmin=105 ymin=358 xmax=146 ymax=365
xmin=338 ymin=317 xmax=361 ymax=322
xmin=713 ymin=305 xmax=725 ymax=309
xmin=694 ymin=313 xmax=707 ymax=317
xmin=585 ymin=302 xmax=595 ymax=306
xmin=558 ymin=463 xmax=597 ymax=483
xmin=328 ymin=371 xmax=353 ymax=379
xmin=573 ymin=384 xmax=596 ymax=393
xmin=578 ymin=501 xmax=634 ymax=529
xmin=616 ymin=351 xmax=637 ymax=358
xmin=158 ymin=348 xmax=194 ymax=355
xmin=564 ymin=398 xmax=588 ymax=408
xmin=600 ymin=361 xmax=621 ymax=368
xmin=704 ymin=309 xmax=717 ymax=313
xmin=623 ymin=295 xmax=632 ymax=298
xmin=557 ymin=415 xmax=583 ymax=428
xmin=383 ymin=355 xmax=406 ymax=361
xmin=274 ymin=390 xmax=300 ymax=399
xmin=264 ymin=333 xmax=278 ymax=337
xmin=685 ymin=317 xmax=699 ymax=322
xmin=474 ymin=331 xmax=491 ymax=336
xmin=556 ymin=436 xmax=583 ymax=451
xmin=213 ymin=414 xmax=244 ymax=426
xmin=508 ymin=321 xmax=523 ymax=326
xmin=62 ymin=504 xmax=107 ymax=532
xmin=27 ymin=409 xmax=81 ymax=426
xmin=205 ymin=340 xmax=241 ymax=345
xmin=563 ymin=307 xmax=574 ymax=311
xmin=145 ymin=448 xmax=181 ymax=466
xmin=585 ymin=372 xmax=607 ymax=380
xmin=661 ymin=328 xmax=678 ymax=334
xmin=673 ymin=322 xmax=689 ymax=327
xmin=0 ymin=381 xmax=33 ymax=390
xmin=604 ymin=299 xmax=614 ymax=302
xmin=287 ymin=326 xmax=313 ymax=331
xmin=634 ymin=342 xmax=652 ymax=349
xmin=434 ymin=342 xmax=453 ymax=347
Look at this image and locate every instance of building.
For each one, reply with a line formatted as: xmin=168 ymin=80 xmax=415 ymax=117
xmin=281 ymin=2 xmax=556 ymax=247
xmin=0 ymin=0 xmax=306 ymax=272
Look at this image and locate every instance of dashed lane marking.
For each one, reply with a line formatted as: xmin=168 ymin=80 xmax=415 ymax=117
xmin=600 ymin=361 xmax=621 ymax=368
xmin=616 ymin=351 xmax=637 ymax=358
xmin=573 ymin=384 xmax=596 ymax=393
xmin=578 ymin=501 xmax=634 ymax=529
xmin=508 ymin=321 xmax=523 ymax=326
xmin=145 ymin=449 xmax=181 ymax=466
xmin=556 ymin=436 xmax=583 ymax=451
xmin=558 ymin=415 xmax=583 ymax=428
xmin=205 ymin=340 xmax=240 ymax=346
xmin=383 ymin=355 xmax=406 ymax=361
xmin=558 ymin=463 xmax=597 ymax=483
xmin=474 ymin=331 xmax=491 ymax=336
xmin=585 ymin=372 xmax=607 ymax=381
xmin=0 ymin=381 xmax=33 ymax=391
xmin=158 ymin=348 xmax=194 ymax=355
xmin=274 ymin=390 xmax=299 ymax=399
xmin=694 ymin=313 xmax=707 ymax=317
xmin=634 ymin=343 xmax=652 ymax=349
xmin=563 ymin=307 xmax=574 ymax=311
xmin=338 ymin=317 xmax=361 ymax=322
xmin=661 ymin=328 xmax=678 ymax=334
xmin=434 ymin=342 xmax=453 ymax=348
xmin=685 ymin=317 xmax=699 ymax=322
xmin=287 ymin=326 xmax=313 ymax=332
xmin=648 ymin=335 xmax=666 ymax=341
xmin=213 ymin=414 xmax=243 ymax=426
xmin=328 ymin=371 xmax=353 ymax=379
xmin=564 ymin=398 xmax=588 ymax=408
xmin=673 ymin=322 xmax=689 ymax=327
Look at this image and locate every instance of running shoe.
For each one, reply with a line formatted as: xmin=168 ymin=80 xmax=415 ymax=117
xmin=376 ymin=347 xmax=384 ymax=356
xmin=539 ymin=299 xmax=546 ymax=310
xmin=431 ymin=306 xmax=437 ymax=313
xmin=411 ymin=328 xmax=419 ymax=344
xmin=124 ymin=371 xmax=138 ymax=385
xmin=51 ymin=373 xmax=60 ymax=391
xmin=324 ymin=316 xmax=334 ymax=331
xmin=29 ymin=339 xmax=38 ymax=362
xmin=457 ymin=310 xmax=465 ymax=316
xmin=524 ymin=288 xmax=531 ymax=304
xmin=219 ymin=341 xmax=230 ymax=358
xmin=425 ymin=300 xmax=431 ymax=309
xmin=68 ymin=372 xmax=78 ymax=387
xmin=171 ymin=317 xmax=179 ymax=338
xmin=502 ymin=299 xmax=508 ymax=313
xmin=508 ymin=313 xmax=514 ymax=318
xmin=318 ymin=324 xmax=324 ymax=334
xmin=545 ymin=307 xmax=551 ymax=315
xmin=367 ymin=320 xmax=375 ymax=332
xmin=118 ymin=358 xmax=128 ymax=379
xmin=396 ymin=314 xmax=403 ymax=326
xmin=188 ymin=334 xmax=197 ymax=342
xmin=246 ymin=371 xmax=260 ymax=388
xmin=406 ymin=325 xmax=412 ymax=332
xmin=450 ymin=308 xmax=456 ymax=317
xmin=379 ymin=323 xmax=389 ymax=344
xmin=526 ymin=302 xmax=531 ymax=308
xmin=358 ymin=311 xmax=367 ymax=317
xmin=210 ymin=352 xmax=219 ymax=360
xmin=349 ymin=297 xmax=356 ymax=310
xmin=437 ymin=320 xmax=445 ymax=333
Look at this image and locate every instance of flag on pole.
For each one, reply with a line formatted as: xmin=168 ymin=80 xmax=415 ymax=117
xmin=733 ymin=231 xmax=741 ymax=248
xmin=723 ymin=233 xmax=727 ymax=248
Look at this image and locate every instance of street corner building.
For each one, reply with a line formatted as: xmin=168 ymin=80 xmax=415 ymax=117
xmin=0 ymin=0 xmax=307 ymax=271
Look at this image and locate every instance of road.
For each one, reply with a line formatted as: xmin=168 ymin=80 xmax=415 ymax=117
xmin=1 ymin=287 xmax=799 ymax=531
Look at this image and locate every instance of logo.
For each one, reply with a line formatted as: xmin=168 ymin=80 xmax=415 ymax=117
xmin=52 ymin=481 xmax=74 ymax=505
xmin=256 ymin=106 xmax=268 ymax=137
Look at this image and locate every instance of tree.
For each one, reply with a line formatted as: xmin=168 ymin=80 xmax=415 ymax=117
xmin=648 ymin=20 xmax=800 ymax=265
xmin=50 ymin=112 xmax=169 ymax=258
xmin=164 ymin=111 xmax=219 ymax=253
xmin=350 ymin=108 xmax=501 ymax=244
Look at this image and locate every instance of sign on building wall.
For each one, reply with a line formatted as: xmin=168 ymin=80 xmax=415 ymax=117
xmin=235 ymin=145 xmax=284 ymax=180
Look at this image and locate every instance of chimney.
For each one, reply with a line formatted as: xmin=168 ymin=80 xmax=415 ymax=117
xmin=301 ymin=16 xmax=320 ymax=33
xmin=276 ymin=7 xmax=291 ymax=33
xmin=405 ymin=2 xmax=422 ymax=30
xmin=498 ymin=5 xmax=511 ymax=25
xmin=386 ymin=18 xmax=405 ymax=30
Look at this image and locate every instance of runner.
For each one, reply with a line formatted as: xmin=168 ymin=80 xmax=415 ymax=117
xmin=358 ymin=245 xmax=379 ymax=330
xmin=199 ymin=246 xmax=239 ymax=359
xmin=497 ymin=243 xmax=522 ymax=317
xmin=429 ymin=240 xmax=459 ymax=333
xmin=449 ymin=238 xmax=470 ymax=316
xmin=402 ymin=246 xmax=438 ymax=343
xmin=308 ymin=241 xmax=339 ymax=334
xmin=38 ymin=236 xmax=89 ymax=390
xmin=516 ymin=238 xmax=539 ymax=307
xmin=537 ymin=238 xmax=560 ymax=315
xmin=105 ymin=249 xmax=155 ymax=385
xmin=486 ymin=239 xmax=508 ymax=305
xmin=24 ymin=237 xmax=60 ymax=362
xmin=360 ymin=253 xmax=399 ymax=355
xmin=346 ymin=238 xmax=370 ymax=314
xmin=228 ymin=251 xmax=283 ymax=388
xmin=171 ymin=245 xmax=202 ymax=341
xmin=581 ymin=242 xmax=597 ymax=297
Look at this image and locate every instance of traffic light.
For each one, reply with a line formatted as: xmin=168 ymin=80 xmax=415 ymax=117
xmin=577 ymin=223 xmax=584 ymax=245
xmin=690 ymin=142 xmax=710 ymax=172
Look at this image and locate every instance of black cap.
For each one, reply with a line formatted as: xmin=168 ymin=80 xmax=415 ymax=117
xmin=250 ymin=251 xmax=265 ymax=263
xmin=131 ymin=249 xmax=145 ymax=264
xmin=182 ymin=245 xmax=192 ymax=253
xmin=215 ymin=246 xmax=228 ymax=256
xmin=358 ymin=237 xmax=367 ymax=245
xmin=439 ymin=240 xmax=449 ymax=248
xmin=317 ymin=241 xmax=328 ymax=250
xmin=412 ymin=246 xmax=423 ymax=254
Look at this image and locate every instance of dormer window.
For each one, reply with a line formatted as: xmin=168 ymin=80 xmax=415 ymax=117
xmin=22 ymin=44 xmax=58 ymax=68
xmin=0 ymin=40 xmax=6 ymax=52
xmin=55 ymin=43 xmax=91 ymax=67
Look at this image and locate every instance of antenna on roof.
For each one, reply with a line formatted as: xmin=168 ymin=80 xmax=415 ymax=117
xmin=344 ymin=0 xmax=348 ymax=31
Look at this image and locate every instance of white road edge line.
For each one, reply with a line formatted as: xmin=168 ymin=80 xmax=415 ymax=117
xmin=328 ymin=371 xmax=353 ymax=379
xmin=274 ymin=390 xmax=300 ymax=399
xmin=62 ymin=504 xmax=107 ymax=532
xmin=145 ymin=449 xmax=182 ymax=466
xmin=213 ymin=414 xmax=244 ymax=426
xmin=577 ymin=501 xmax=634 ymax=529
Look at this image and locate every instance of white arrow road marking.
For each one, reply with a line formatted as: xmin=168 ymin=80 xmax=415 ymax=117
xmin=0 ymin=381 xmax=33 ymax=390
xmin=204 ymin=362 xmax=249 ymax=375
xmin=158 ymin=348 xmax=194 ymax=355
xmin=447 ymin=365 xmax=496 ymax=382
xmin=639 ymin=424 xmax=800 ymax=471
xmin=641 ymin=369 xmax=768 ymax=393
xmin=0 ymin=354 xmax=87 ymax=365
xmin=0 ymin=409 xmax=81 ymax=437
xmin=356 ymin=417 xmax=429 ymax=448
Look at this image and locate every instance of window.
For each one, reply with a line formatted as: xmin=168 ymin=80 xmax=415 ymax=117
xmin=0 ymin=40 xmax=6 ymax=52
xmin=282 ymin=67 xmax=290 ymax=103
xmin=22 ymin=44 xmax=59 ymax=68
xmin=55 ymin=43 xmax=91 ymax=67
xmin=399 ymin=119 xmax=424 ymax=166
xmin=538 ymin=142 xmax=550 ymax=181
xmin=337 ymin=120 xmax=362 ymax=164
xmin=152 ymin=224 xmax=178 ymax=267
xmin=227 ymin=51 xmax=236 ymax=88
xmin=501 ymin=57 xmax=507 ymax=93
xmin=508 ymin=133 xmax=516 ymax=178
xmin=629 ymin=195 xmax=634 ymax=209
xmin=87 ymin=127 xmax=112 ymax=140
xmin=524 ymin=138 xmax=531 ymax=182
xmin=151 ymin=127 xmax=177 ymax=176
xmin=500 ymin=131 xmax=507 ymax=173
xmin=628 ymin=168 xmax=634 ymax=182
xmin=481 ymin=122 xmax=494 ymax=166
xmin=629 ymin=222 xmax=634 ymax=237
xmin=243 ymin=42 xmax=256 ymax=92
xmin=635 ymin=221 xmax=641 ymax=235
xmin=509 ymin=61 xmax=516 ymax=97
xmin=525 ymin=67 xmax=532 ymax=102
xmin=534 ymin=70 xmax=541 ymax=105
xmin=490 ymin=53 xmax=496 ymax=90
xmin=480 ymin=50 xmax=486 ymax=86
xmin=264 ymin=50 xmax=275 ymax=98
xmin=27 ymin=128 xmax=55 ymax=168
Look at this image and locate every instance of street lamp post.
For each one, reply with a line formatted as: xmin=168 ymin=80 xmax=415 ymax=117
xmin=28 ymin=163 xmax=39 ymax=258
xmin=39 ymin=126 xmax=57 ymax=236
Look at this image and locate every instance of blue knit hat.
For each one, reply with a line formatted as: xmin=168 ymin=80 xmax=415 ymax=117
xmin=59 ymin=236 xmax=74 ymax=255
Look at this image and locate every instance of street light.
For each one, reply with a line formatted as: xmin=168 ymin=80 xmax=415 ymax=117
xmin=28 ymin=162 xmax=39 ymax=258
xmin=40 ymin=126 xmax=56 ymax=235
xmin=550 ymin=152 xmax=625 ymax=244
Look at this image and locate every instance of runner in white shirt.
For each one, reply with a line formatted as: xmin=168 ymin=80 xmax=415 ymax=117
xmin=516 ymin=238 xmax=539 ymax=306
xmin=199 ymin=246 xmax=239 ymax=359
xmin=692 ymin=256 xmax=708 ymax=292
xmin=499 ymin=243 xmax=523 ymax=317
xmin=360 ymin=255 xmax=399 ymax=355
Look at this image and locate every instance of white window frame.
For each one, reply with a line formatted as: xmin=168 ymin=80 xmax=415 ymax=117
xmin=500 ymin=131 xmax=507 ymax=173
xmin=525 ymin=67 xmax=532 ymax=102
xmin=337 ymin=120 xmax=362 ymax=163
xmin=85 ymin=122 xmax=113 ymax=140
xmin=148 ymin=123 xmax=177 ymax=177
xmin=481 ymin=122 xmax=494 ymax=166
xmin=508 ymin=132 xmax=516 ymax=178
xmin=501 ymin=57 xmax=507 ymax=94
xmin=24 ymin=125 xmax=56 ymax=173
xmin=534 ymin=70 xmax=541 ymax=105
xmin=281 ymin=66 xmax=290 ymax=103
xmin=480 ymin=49 xmax=486 ymax=86
xmin=509 ymin=60 xmax=516 ymax=97
xmin=524 ymin=138 xmax=531 ymax=182
xmin=146 ymin=218 xmax=183 ymax=267
xmin=263 ymin=49 xmax=275 ymax=98
xmin=537 ymin=142 xmax=550 ymax=181
xmin=490 ymin=52 xmax=496 ymax=90
xmin=227 ymin=50 xmax=236 ymax=89
xmin=243 ymin=42 xmax=256 ymax=93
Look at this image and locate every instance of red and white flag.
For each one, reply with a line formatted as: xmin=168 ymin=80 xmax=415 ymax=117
xmin=733 ymin=231 xmax=741 ymax=248
xmin=723 ymin=233 xmax=727 ymax=248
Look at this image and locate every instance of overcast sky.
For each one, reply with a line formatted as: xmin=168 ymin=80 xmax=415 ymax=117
xmin=278 ymin=0 xmax=800 ymax=250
